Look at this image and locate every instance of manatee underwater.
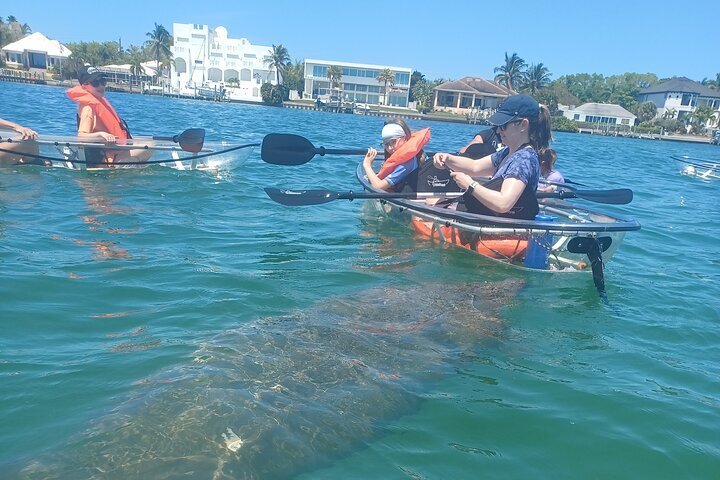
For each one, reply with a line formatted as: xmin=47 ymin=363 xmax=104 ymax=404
xmin=17 ymin=279 xmax=522 ymax=479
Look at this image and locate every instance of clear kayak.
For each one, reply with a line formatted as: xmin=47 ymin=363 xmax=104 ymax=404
xmin=355 ymin=163 xmax=641 ymax=298
xmin=672 ymin=155 xmax=719 ymax=180
xmin=0 ymin=129 xmax=258 ymax=171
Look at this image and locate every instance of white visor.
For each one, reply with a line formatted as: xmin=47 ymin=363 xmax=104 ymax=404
xmin=381 ymin=123 xmax=406 ymax=140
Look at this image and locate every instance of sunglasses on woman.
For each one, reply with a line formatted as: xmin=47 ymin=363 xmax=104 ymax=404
xmin=496 ymin=119 xmax=524 ymax=132
xmin=90 ymin=77 xmax=107 ymax=87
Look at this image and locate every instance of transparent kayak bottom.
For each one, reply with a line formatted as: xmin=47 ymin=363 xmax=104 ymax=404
xmin=365 ymin=199 xmax=628 ymax=273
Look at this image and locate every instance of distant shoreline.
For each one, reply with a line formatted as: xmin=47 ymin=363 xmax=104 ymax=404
xmin=2 ymin=79 xmax=718 ymax=146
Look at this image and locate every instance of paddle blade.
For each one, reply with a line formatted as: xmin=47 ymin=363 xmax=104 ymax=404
xmin=262 ymin=133 xmax=317 ymax=165
xmin=153 ymin=128 xmax=205 ymax=153
xmin=175 ymin=128 xmax=205 ymax=153
xmin=575 ymin=188 xmax=633 ymax=204
xmin=264 ymin=187 xmax=340 ymax=206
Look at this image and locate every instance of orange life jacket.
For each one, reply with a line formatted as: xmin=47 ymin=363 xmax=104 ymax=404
xmin=377 ymin=128 xmax=431 ymax=179
xmin=66 ymin=86 xmax=129 ymax=140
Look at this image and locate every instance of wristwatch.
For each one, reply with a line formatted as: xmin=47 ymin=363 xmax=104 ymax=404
xmin=466 ymin=181 xmax=479 ymax=194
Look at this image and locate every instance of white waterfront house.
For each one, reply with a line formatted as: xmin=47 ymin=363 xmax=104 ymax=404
xmin=637 ymin=77 xmax=720 ymax=126
xmin=1 ymin=32 xmax=71 ymax=73
xmin=559 ymin=103 xmax=637 ymax=127
xmin=170 ymin=23 xmax=277 ymax=102
xmin=304 ymin=59 xmax=412 ymax=107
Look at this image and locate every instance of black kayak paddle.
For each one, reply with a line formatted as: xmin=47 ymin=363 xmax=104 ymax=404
xmin=265 ymin=187 xmax=634 ymax=206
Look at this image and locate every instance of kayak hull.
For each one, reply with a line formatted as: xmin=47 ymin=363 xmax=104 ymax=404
xmin=357 ymin=164 xmax=640 ymax=273
xmin=0 ymin=133 xmax=256 ymax=171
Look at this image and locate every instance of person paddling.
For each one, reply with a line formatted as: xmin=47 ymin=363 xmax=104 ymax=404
xmin=67 ymin=65 xmax=151 ymax=166
xmin=433 ymin=94 xmax=552 ymax=220
xmin=458 ymin=128 xmax=498 ymax=159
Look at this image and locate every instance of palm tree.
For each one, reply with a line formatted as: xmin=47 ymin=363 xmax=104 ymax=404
xmin=521 ymin=63 xmax=552 ymax=96
xmin=145 ymin=23 xmax=172 ymax=85
xmin=20 ymin=23 xmax=30 ymax=35
xmin=127 ymin=46 xmax=145 ymax=93
xmin=6 ymin=15 xmax=17 ymax=23
xmin=494 ymin=52 xmax=526 ymax=91
xmin=265 ymin=44 xmax=290 ymax=85
xmin=377 ymin=68 xmax=395 ymax=106
xmin=326 ymin=65 xmax=342 ymax=89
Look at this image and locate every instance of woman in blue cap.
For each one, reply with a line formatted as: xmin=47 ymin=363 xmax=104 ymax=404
xmin=433 ymin=94 xmax=552 ymax=220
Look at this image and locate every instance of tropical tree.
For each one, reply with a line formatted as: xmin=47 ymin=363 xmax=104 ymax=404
xmin=145 ymin=23 xmax=172 ymax=84
xmin=326 ymin=65 xmax=342 ymax=89
xmin=65 ymin=41 xmax=124 ymax=70
xmin=282 ymin=60 xmax=305 ymax=97
xmin=634 ymin=101 xmax=658 ymax=123
xmin=377 ymin=68 xmax=395 ymax=105
xmin=662 ymin=108 xmax=677 ymax=119
xmin=691 ymin=105 xmax=715 ymax=133
xmin=521 ymin=63 xmax=552 ymax=96
xmin=494 ymin=52 xmax=526 ymax=91
xmin=20 ymin=23 xmax=30 ymax=35
xmin=411 ymin=78 xmax=438 ymax=113
xmin=127 ymin=45 xmax=145 ymax=93
xmin=6 ymin=15 xmax=16 ymax=23
xmin=265 ymin=44 xmax=290 ymax=85
xmin=409 ymin=70 xmax=425 ymax=102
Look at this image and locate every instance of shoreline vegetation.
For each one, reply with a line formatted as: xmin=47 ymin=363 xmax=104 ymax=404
xmin=1 ymin=15 xmax=719 ymax=144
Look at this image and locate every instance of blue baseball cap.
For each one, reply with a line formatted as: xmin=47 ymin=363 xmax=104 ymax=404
xmin=487 ymin=94 xmax=540 ymax=126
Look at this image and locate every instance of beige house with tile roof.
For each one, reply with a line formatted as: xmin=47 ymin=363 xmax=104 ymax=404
xmin=433 ymin=77 xmax=512 ymax=114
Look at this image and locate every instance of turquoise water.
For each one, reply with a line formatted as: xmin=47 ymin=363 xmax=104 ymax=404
xmin=1 ymin=82 xmax=718 ymax=479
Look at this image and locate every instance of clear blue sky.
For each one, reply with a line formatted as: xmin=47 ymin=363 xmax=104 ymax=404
xmin=8 ymin=0 xmax=720 ymax=82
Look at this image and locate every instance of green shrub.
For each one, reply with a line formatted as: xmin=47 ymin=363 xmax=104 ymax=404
xmin=551 ymin=116 xmax=578 ymax=133
xmin=260 ymin=83 xmax=289 ymax=105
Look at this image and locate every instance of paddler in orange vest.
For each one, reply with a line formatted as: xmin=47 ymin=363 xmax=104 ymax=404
xmin=67 ymin=65 xmax=151 ymax=165
xmin=362 ymin=118 xmax=430 ymax=192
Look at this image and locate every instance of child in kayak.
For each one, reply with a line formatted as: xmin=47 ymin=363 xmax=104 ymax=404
xmin=538 ymin=148 xmax=564 ymax=191
xmin=362 ymin=118 xmax=430 ymax=192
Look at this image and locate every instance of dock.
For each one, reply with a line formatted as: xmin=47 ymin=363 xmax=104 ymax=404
xmin=282 ymin=101 xmax=423 ymax=120
xmin=0 ymin=68 xmax=47 ymax=84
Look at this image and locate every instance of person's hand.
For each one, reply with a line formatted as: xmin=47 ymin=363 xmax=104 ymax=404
xmin=363 ymin=147 xmax=377 ymax=167
xmin=451 ymin=171 xmax=473 ymax=190
xmin=16 ymin=126 xmax=38 ymax=140
xmin=433 ymin=152 xmax=449 ymax=169
xmin=99 ymin=132 xmax=117 ymax=143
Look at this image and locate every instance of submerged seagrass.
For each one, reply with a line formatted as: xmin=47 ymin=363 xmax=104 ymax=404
xmin=18 ymin=280 xmax=521 ymax=479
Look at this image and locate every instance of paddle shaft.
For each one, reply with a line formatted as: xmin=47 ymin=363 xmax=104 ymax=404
xmin=265 ymin=187 xmax=633 ymax=206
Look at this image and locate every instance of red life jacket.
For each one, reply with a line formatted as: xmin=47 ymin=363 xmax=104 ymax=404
xmin=377 ymin=128 xmax=431 ymax=179
xmin=66 ymin=86 xmax=129 ymax=140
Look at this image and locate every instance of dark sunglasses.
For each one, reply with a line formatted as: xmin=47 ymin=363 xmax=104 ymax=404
xmin=90 ymin=77 xmax=107 ymax=87
xmin=381 ymin=137 xmax=401 ymax=148
xmin=494 ymin=119 xmax=524 ymax=132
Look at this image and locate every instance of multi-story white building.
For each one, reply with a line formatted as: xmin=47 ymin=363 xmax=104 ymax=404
xmin=170 ymin=23 xmax=277 ymax=102
xmin=638 ymin=77 xmax=720 ymax=126
xmin=304 ymin=59 xmax=412 ymax=107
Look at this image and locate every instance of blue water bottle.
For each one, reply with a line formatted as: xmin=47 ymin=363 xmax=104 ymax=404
xmin=524 ymin=214 xmax=556 ymax=269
